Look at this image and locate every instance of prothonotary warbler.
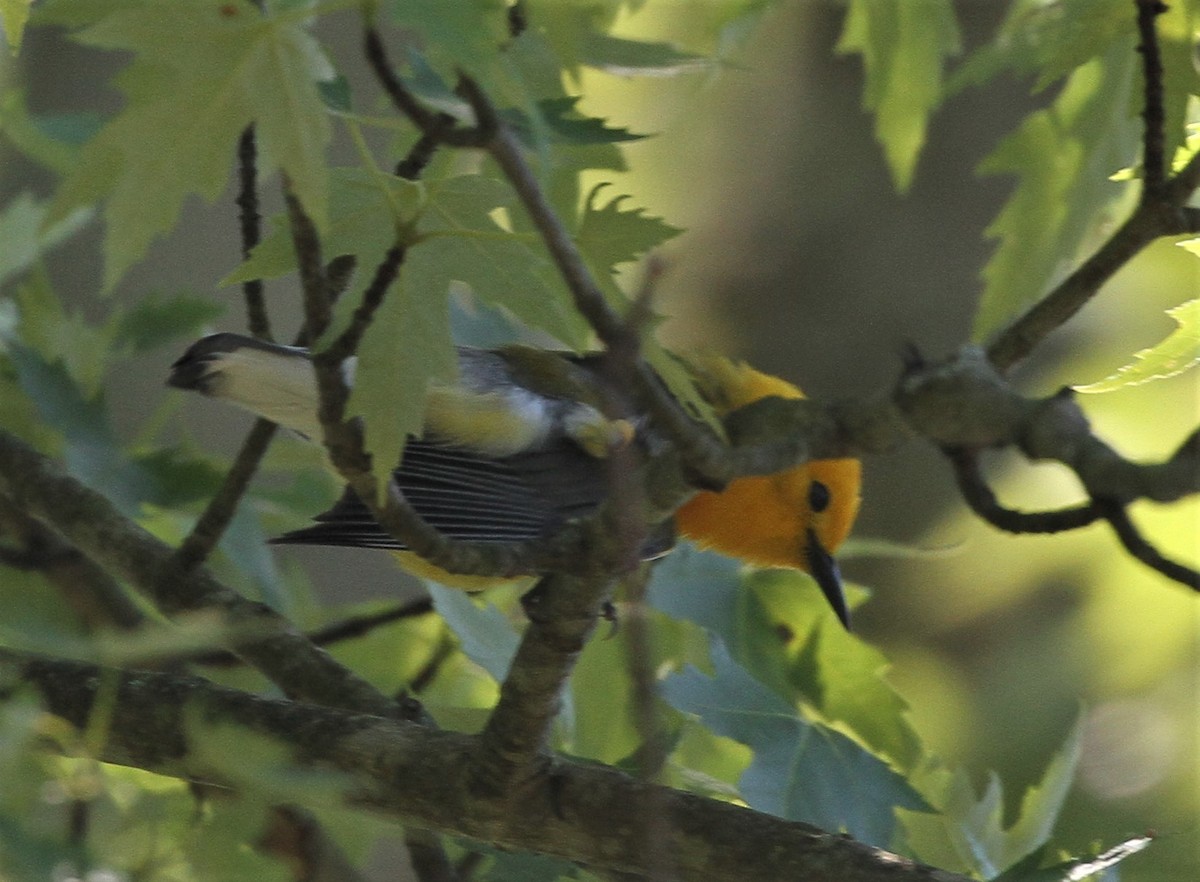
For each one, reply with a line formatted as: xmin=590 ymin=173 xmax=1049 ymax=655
xmin=168 ymin=333 xmax=861 ymax=626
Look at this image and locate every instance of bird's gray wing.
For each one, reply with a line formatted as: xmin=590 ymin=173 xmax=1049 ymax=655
xmin=270 ymin=438 xmax=673 ymax=556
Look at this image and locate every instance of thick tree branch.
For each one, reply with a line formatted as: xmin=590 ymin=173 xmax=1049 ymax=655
xmin=3 ymin=650 xmax=971 ymax=882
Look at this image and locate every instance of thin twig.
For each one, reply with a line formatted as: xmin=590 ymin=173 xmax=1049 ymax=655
xmin=0 ymin=428 xmax=403 ymax=718
xmin=173 ymin=420 xmax=278 ymax=571
xmin=286 ymin=184 xmax=332 ymax=342
xmin=236 ymin=125 xmax=271 ymax=342
xmin=363 ymin=28 xmax=489 ymax=147
xmin=258 ymin=806 xmax=371 ymax=882
xmin=944 ymin=447 xmax=1100 ymax=533
xmin=472 ymin=573 xmax=612 ymax=797
xmin=0 ymin=493 xmax=144 ymax=630
xmin=1095 ymin=497 xmax=1200 ymax=590
xmin=1134 ymin=0 xmax=1168 ymax=199
xmin=185 ymin=598 xmax=436 ymax=667
xmin=320 ymin=243 xmax=405 ymax=362
xmin=986 ymin=3 xmax=1200 ymax=373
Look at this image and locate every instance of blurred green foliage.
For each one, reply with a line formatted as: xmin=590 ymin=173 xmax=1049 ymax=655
xmin=0 ymin=0 xmax=1195 ymax=880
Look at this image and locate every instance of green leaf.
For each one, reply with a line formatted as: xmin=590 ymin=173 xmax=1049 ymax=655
xmin=503 ymin=97 xmax=647 ymax=147
xmin=746 ymin=570 xmax=921 ymax=770
xmin=1075 ymin=299 xmax=1200 ymax=392
xmin=647 ymin=544 xmax=743 ymax=634
xmin=0 ymin=192 xmax=92 ymax=290
xmin=427 ymin=583 xmax=519 ymax=683
xmin=0 ymin=89 xmax=101 ymax=175
xmin=49 ymin=0 xmax=334 ymax=288
xmin=947 ymin=0 xmax=1197 ymax=160
xmin=913 ymin=718 xmax=1083 ymax=877
xmin=419 ymin=174 xmax=590 ymax=348
xmin=837 ymin=0 xmax=960 ymax=191
xmin=947 ymin=0 xmax=1129 ymax=95
xmin=224 ymin=167 xmax=422 ymax=286
xmin=576 ymin=183 xmax=682 ymax=271
xmin=0 ymin=0 xmax=32 ymax=52
xmin=346 ymin=242 xmax=458 ymax=496
xmin=1011 ymin=835 xmax=1154 ymax=882
xmin=188 ymin=715 xmax=352 ymax=807
xmin=579 ymin=31 xmax=708 ymax=76
xmin=972 ymin=42 xmax=1141 ymax=342
xmin=662 ymin=640 xmax=927 ymax=848
xmin=388 ymin=0 xmax=509 ymax=80
xmin=111 ymin=290 xmax=225 ymax=353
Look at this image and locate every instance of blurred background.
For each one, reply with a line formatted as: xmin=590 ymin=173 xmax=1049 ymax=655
xmin=3 ymin=1 xmax=1197 ymax=880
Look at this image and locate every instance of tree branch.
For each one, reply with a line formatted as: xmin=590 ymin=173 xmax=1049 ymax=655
xmin=0 ymin=428 xmax=403 ymax=718
xmin=236 ymin=124 xmax=270 ymax=343
xmin=986 ymin=1 xmax=1199 ymax=373
xmin=471 ymin=574 xmax=611 ymax=799
xmin=1095 ymin=497 xmax=1199 ymax=588
xmin=4 ymin=650 xmax=972 ymax=882
xmin=943 ymin=447 xmax=1100 ymax=533
xmin=1134 ymin=0 xmax=1168 ymax=199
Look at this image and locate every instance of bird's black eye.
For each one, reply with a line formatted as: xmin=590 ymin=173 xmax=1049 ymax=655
xmin=808 ymin=479 xmax=831 ymax=513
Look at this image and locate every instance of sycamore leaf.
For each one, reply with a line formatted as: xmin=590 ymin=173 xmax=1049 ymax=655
xmin=837 ymin=0 xmax=960 ymax=191
xmin=111 ymin=291 xmax=225 ymax=354
xmin=919 ymin=719 xmax=1083 ymax=877
xmin=1074 ymin=299 xmax=1200 ymax=392
xmin=947 ymin=0 xmax=1130 ymax=95
xmin=223 ymin=167 xmax=422 ymax=285
xmin=947 ymin=0 xmax=1197 ymax=162
xmin=579 ymin=31 xmax=708 ymax=76
xmin=427 ymin=583 xmax=519 ymax=683
xmin=662 ymin=640 xmax=927 ymax=848
xmin=0 ymin=89 xmax=101 ymax=175
xmin=346 ymin=243 xmax=458 ymax=498
xmin=48 ymin=0 xmax=333 ymax=289
xmin=0 ymin=192 xmax=92 ymax=289
xmin=387 ymin=0 xmax=509 ymax=80
xmin=973 ymin=41 xmax=1141 ymax=342
xmin=419 ymin=174 xmax=590 ymax=348
xmin=0 ymin=0 xmax=31 ymax=52
xmin=745 ymin=569 xmax=921 ymax=771
xmin=576 ymin=183 xmax=682 ymax=271
xmin=502 ymin=97 xmax=647 ymax=147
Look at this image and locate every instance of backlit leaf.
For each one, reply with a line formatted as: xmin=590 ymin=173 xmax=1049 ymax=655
xmin=837 ymin=0 xmax=960 ymax=191
xmin=973 ymin=43 xmax=1140 ymax=341
xmin=49 ymin=0 xmax=333 ymax=288
xmin=1075 ymin=298 xmax=1200 ymax=392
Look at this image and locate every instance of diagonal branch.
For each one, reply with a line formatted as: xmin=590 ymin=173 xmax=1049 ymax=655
xmin=985 ymin=1 xmax=1199 ymax=373
xmin=1094 ymin=497 xmax=1200 ymax=589
xmin=1134 ymin=0 xmax=1168 ymax=199
xmin=0 ymin=428 xmax=402 ymax=718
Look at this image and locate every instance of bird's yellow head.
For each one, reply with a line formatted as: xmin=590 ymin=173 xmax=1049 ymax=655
xmin=674 ymin=356 xmax=862 ymax=626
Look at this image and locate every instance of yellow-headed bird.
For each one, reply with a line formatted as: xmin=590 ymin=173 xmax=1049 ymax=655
xmin=168 ymin=334 xmax=861 ymax=626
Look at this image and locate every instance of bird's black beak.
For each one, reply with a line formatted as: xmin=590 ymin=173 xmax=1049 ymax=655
xmin=805 ymin=528 xmax=850 ymax=630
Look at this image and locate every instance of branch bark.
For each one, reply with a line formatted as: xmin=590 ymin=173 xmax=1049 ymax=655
xmin=3 ymin=649 xmax=970 ymax=882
